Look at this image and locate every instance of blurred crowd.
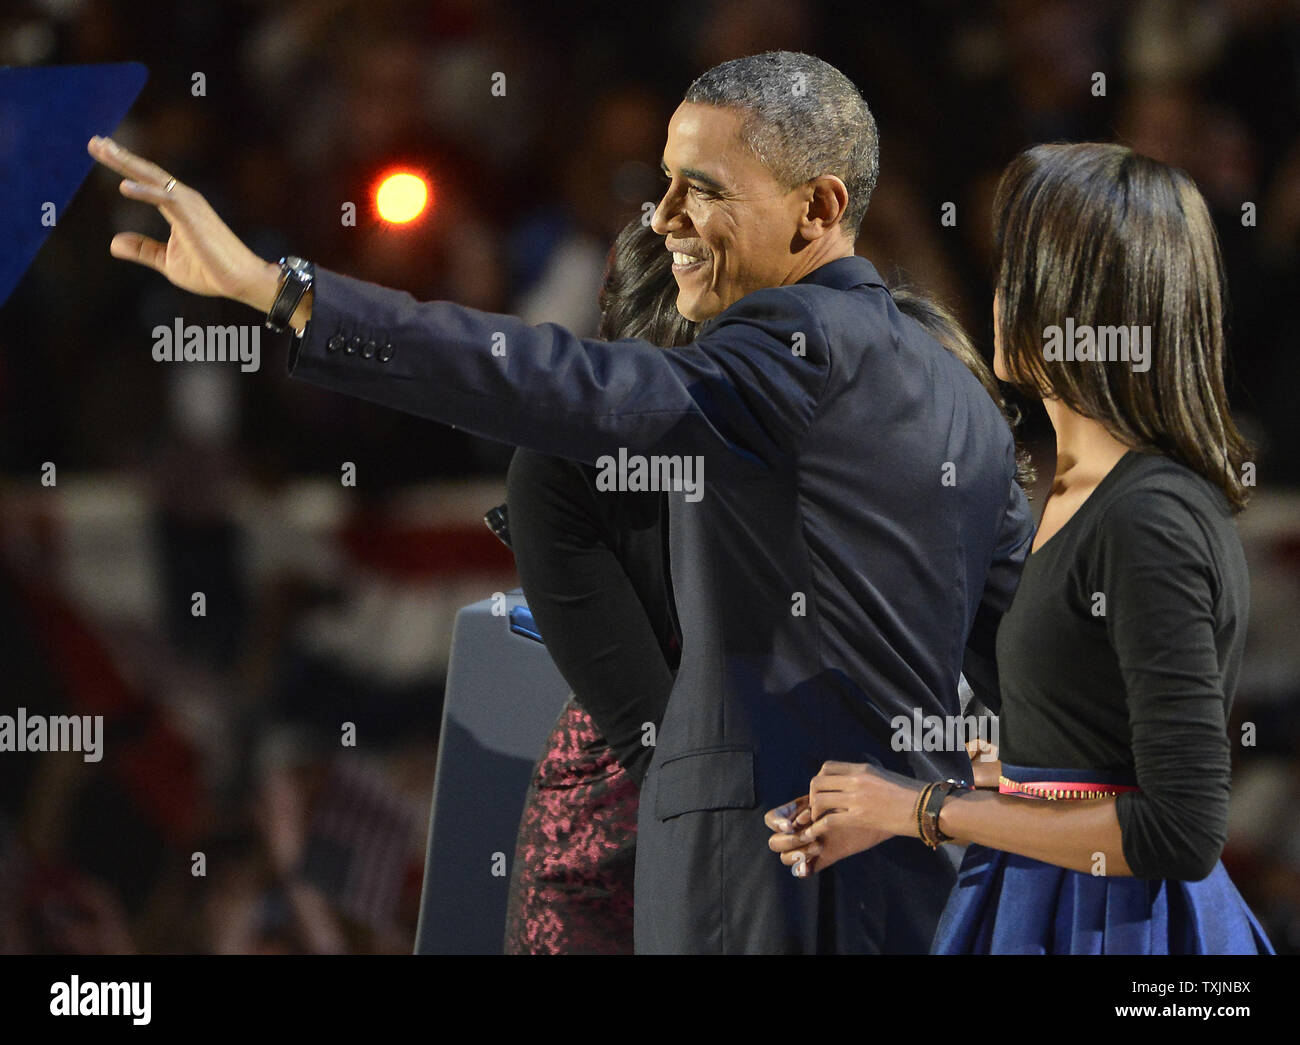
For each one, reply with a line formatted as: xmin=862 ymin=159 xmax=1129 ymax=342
xmin=0 ymin=0 xmax=1298 ymax=953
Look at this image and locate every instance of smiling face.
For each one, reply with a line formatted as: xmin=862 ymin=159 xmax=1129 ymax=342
xmin=651 ymin=103 xmax=816 ymax=322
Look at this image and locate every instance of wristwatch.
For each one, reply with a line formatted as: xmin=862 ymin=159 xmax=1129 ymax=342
xmin=921 ymin=778 xmax=972 ymax=848
xmin=265 ymin=255 xmax=314 ymax=334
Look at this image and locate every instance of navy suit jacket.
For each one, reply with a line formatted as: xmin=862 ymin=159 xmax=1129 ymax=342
xmin=287 ymin=254 xmax=1033 ymax=953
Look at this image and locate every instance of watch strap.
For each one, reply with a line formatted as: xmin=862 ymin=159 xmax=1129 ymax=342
xmin=921 ymin=778 xmax=971 ymax=848
xmin=266 ymin=256 xmax=313 ymax=334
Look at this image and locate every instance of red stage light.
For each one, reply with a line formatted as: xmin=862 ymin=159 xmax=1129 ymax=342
xmin=375 ymin=171 xmax=430 ymax=224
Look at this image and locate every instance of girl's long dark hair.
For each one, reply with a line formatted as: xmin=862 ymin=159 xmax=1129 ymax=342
xmin=992 ymin=142 xmax=1252 ymax=510
xmin=598 ymin=219 xmax=697 ymax=347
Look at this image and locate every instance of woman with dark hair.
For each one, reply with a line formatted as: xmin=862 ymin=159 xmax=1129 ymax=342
xmin=498 ymin=218 xmax=695 ymax=955
xmin=767 ymin=143 xmax=1273 ymax=954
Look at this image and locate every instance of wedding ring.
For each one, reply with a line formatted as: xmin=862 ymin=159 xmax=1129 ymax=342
xmin=163 ymin=177 xmax=177 ymax=193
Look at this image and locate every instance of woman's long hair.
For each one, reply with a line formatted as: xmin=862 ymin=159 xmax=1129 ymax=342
xmin=598 ymin=219 xmax=697 ymax=347
xmin=992 ymin=142 xmax=1252 ymax=510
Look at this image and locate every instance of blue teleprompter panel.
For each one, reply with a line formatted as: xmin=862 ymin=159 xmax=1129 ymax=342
xmin=0 ymin=61 xmax=148 ymax=307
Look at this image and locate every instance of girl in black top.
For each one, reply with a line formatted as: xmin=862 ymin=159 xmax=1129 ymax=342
xmin=767 ymin=143 xmax=1273 ymax=954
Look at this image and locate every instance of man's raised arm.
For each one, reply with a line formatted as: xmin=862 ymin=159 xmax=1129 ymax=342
xmin=87 ymin=136 xmax=829 ymax=473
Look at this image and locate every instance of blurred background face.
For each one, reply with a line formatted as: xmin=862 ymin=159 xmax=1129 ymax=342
xmin=652 ymin=102 xmax=805 ymax=321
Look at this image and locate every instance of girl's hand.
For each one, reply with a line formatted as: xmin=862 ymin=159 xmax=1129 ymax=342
xmin=966 ymin=737 xmax=1001 ymax=789
xmin=766 ymin=761 xmax=923 ymax=875
xmin=765 ymin=795 xmax=821 ymax=876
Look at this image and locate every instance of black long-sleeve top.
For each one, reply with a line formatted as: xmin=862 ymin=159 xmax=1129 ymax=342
xmin=505 ymin=447 xmax=680 ymax=786
xmin=996 ymin=450 xmax=1249 ymax=881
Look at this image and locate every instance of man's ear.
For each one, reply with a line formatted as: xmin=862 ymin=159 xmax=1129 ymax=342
xmin=799 ymin=174 xmax=850 ymax=240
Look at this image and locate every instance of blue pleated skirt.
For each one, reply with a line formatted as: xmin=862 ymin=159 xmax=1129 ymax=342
xmin=931 ymin=765 xmax=1275 ymax=955
xmin=930 ymin=831 xmax=1274 ymax=956
xmin=932 ymin=844 xmax=1274 ymax=954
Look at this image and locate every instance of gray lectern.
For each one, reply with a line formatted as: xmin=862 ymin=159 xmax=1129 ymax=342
xmin=414 ymin=591 xmax=571 ymax=953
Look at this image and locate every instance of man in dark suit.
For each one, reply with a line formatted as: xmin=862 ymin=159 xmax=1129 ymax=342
xmin=89 ymin=50 xmax=1032 ymax=953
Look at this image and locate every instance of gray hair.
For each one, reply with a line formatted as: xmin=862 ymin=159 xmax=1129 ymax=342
xmin=683 ymin=51 xmax=879 ymax=237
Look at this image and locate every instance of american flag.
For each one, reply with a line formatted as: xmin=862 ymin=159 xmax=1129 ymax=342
xmin=300 ymin=757 xmax=421 ymax=933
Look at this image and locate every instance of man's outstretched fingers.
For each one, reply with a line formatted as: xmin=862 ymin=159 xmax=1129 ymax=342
xmin=89 ymin=135 xmax=174 ymax=188
xmin=120 ymin=178 xmax=178 ymax=207
xmin=109 ymin=231 xmax=167 ymax=272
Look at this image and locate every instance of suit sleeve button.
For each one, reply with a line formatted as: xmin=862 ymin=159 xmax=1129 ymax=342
xmin=326 ymin=334 xmax=345 ymax=353
xmin=362 ymin=339 xmax=376 ymax=359
xmin=377 ymin=341 xmax=395 ymax=362
xmin=346 ymin=336 xmax=362 ymax=355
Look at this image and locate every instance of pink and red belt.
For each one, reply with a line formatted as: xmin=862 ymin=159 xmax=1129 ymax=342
xmin=998 ymin=763 xmax=1139 ymax=801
